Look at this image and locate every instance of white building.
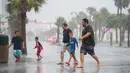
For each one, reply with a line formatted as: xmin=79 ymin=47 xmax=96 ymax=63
xmin=0 ymin=0 xmax=8 ymax=33
xmin=0 ymin=0 xmax=8 ymax=14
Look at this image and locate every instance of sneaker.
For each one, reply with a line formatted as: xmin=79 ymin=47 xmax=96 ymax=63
xmin=40 ymin=56 xmax=43 ymax=60
xmin=57 ymin=62 xmax=64 ymax=65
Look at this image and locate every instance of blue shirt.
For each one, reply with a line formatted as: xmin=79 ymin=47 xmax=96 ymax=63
xmin=66 ymin=37 xmax=78 ymax=50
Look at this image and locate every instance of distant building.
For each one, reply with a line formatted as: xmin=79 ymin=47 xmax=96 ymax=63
xmin=0 ymin=0 xmax=8 ymax=34
xmin=0 ymin=0 xmax=8 ymax=15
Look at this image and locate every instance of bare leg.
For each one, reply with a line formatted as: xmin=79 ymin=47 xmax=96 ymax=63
xmin=68 ymin=54 xmax=72 ymax=63
xmin=78 ymin=53 xmax=84 ymax=68
xmin=37 ymin=55 xmax=40 ymax=59
xmin=72 ymin=54 xmax=78 ymax=65
xmin=65 ymin=54 xmax=72 ymax=65
xmin=72 ymin=54 xmax=77 ymax=61
xmin=61 ymin=52 xmax=64 ymax=63
xmin=17 ymin=56 xmax=20 ymax=63
xmin=91 ymin=55 xmax=100 ymax=68
xmin=14 ymin=56 xmax=18 ymax=63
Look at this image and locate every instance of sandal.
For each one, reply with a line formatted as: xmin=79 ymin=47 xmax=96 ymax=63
xmin=73 ymin=61 xmax=78 ymax=65
xmin=65 ymin=62 xmax=70 ymax=65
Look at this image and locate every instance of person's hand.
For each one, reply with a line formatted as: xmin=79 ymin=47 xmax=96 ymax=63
xmin=79 ymin=37 xmax=83 ymax=41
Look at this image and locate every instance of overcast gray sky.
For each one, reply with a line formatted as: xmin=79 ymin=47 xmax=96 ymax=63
xmin=27 ymin=0 xmax=129 ymax=23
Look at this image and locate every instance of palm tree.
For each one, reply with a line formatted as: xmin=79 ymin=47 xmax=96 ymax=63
xmin=106 ymin=14 xmax=120 ymax=43
xmin=71 ymin=11 xmax=87 ymax=36
xmin=55 ymin=17 xmax=66 ymax=43
xmin=68 ymin=17 xmax=77 ymax=31
xmin=99 ymin=7 xmax=110 ymax=41
xmin=7 ymin=0 xmax=46 ymax=54
xmin=93 ymin=7 xmax=110 ymax=42
xmin=86 ymin=7 xmax=96 ymax=23
xmin=128 ymin=9 xmax=130 ymax=47
xmin=7 ymin=10 xmax=20 ymax=38
xmin=113 ymin=0 xmax=130 ymax=46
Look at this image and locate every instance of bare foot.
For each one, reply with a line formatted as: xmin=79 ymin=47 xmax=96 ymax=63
xmin=77 ymin=65 xmax=84 ymax=68
xmin=97 ymin=62 xmax=100 ymax=68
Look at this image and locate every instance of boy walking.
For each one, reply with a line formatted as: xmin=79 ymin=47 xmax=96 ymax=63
xmin=65 ymin=32 xmax=78 ymax=65
xmin=8 ymin=30 xmax=24 ymax=63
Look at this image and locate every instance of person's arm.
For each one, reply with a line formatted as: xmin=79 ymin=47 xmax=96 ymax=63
xmin=8 ymin=37 xmax=14 ymax=49
xmin=79 ymin=26 xmax=92 ymax=40
xmin=33 ymin=42 xmax=38 ymax=49
xmin=66 ymin=40 xmax=70 ymax=47
xmin=8 ymin=43 xmax=13 ymax=49
xmin=66 ymin=43 xmax=70 ymax=46
xmin=79 ymin=32 xmax=91 ymax=40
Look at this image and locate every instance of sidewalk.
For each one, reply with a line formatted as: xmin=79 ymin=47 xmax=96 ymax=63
xmin=0 ymin=42 xmax=130 ymax=73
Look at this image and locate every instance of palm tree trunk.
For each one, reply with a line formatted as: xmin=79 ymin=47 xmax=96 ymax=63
xmin=115 ymin=28 xmax=118 ymax=43
xmin=101 ymin=31 xmax=105 ymax=42
xmin=94 ymin=22 xmax=98 ymax=43
xmin=20 ymin=12 xmax=27 ymax=55
xmin=128 ymin=27 xmax=130 ymax=47
xmin=99 ymin=24 xmax=101 ymax=42
xmin=117 ymin=7 xmax=119 ymax=15
xmin=119 ymin=8 xmax=123 ymax=46
xmin=56 ymin=26 xmax=60 ymax=43
xmin=122 ymin=29 xmax=125 ymax=43
xmin=119 ymin=27 xmax=123 ymax=46
xmin=80 ymin=24 xmax=82 ymax=36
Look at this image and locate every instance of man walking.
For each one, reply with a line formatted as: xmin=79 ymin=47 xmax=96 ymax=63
xmin=78 ymin=18 xmax=100 ymax=68
xmin=57 ymin=23 xmax=72 ymax=65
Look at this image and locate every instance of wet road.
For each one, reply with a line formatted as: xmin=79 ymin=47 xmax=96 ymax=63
xmin=0 ymin=42 xmax=130 ymax=73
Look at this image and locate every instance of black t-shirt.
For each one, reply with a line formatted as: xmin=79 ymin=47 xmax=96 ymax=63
xmin=12 ymin=36 xmax=23 ymax=50
xmin=63 ymin=28 xmax=72 ymax=43
xmin=82 ymin=25 xmax=95 ymax=46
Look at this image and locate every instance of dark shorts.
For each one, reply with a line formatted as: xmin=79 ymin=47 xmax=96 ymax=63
xmin=80 ymin=45 xmax=95 ymax=55
xmin=70 ymin=48 xmax=75 ymax=54
xmin=37 ymin=49 xmax=41 ymax=56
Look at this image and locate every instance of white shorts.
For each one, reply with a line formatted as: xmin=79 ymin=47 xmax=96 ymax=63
xmin=61 ymin=43 xmax=70 ymax=53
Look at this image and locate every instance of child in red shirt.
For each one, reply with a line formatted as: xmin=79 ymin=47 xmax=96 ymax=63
xmin=34 ymin=37 xmax=43 ymax=61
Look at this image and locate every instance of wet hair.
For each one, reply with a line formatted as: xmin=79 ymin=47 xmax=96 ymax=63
xmin=82 ymin=18 xmax=89 ymax=24
xmin=62 ymin=23 xmax=68 ymax=27
xmin=15 ymin=30 xmax=19 ymax=34
xmin=35 ymin=37 xmax=39 ymax=40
